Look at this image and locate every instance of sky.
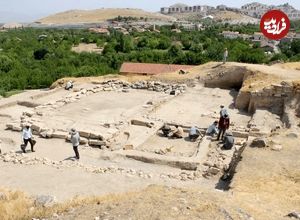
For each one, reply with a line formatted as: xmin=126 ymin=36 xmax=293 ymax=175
xmin=0 ymin=0 xmax=300 ymax=22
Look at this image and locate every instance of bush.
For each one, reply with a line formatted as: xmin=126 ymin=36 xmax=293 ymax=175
xmin=0 ymin=55 xmax=14 ymax=73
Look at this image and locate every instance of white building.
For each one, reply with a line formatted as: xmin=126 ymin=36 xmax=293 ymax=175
xmin=241 ymin=2 xmax=300 ymax=20
xmin=160 ymin=3 xmax=214 ymax=15
xmin=222 ymin=31 xmax=240 ymax=39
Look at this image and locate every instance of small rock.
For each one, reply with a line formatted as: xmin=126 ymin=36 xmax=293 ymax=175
xmin=287 ymin=211 xmax=300 ymax=219
xmin=286 ymin=132 xmax=298 ymax=138
xmin=34 ymin=195 xmax=57 ymax=207
xmin=203 ymin=161 xmax=214 ymax=167
xmin=250 ymin=138 xmax=267 ymax=148
xmin=271 ymin=144 xmax=283 ymax=151
xmin=207 ymin=167 xmax=220 ymax=175
xmin=146 ymin=101 xmax=153 ymax=105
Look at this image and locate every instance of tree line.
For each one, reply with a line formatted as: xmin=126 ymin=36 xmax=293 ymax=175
xmin=0 ymin=24 xmax=298 ymax=95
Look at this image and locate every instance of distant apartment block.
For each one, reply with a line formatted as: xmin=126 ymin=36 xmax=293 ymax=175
xmin=160 ymin=3 xmax=214 ymax=15
xmin=241 ymin=2 xmax=300 ymax=20
xmin=161 ymin=2 xmax=300 ymax=20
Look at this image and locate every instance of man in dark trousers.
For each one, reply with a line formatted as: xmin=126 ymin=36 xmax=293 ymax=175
xmin=161 ymin=124 xmax=171 ymax=137
xmin=70 ymin=128 xmax=80 ymax=160
xmin=21 ymin=124 xmax=36 ymax=153
xmin=217 ymin=114 xmax=230 ymax=141
xmin=222 ymin=131 xmax=234 ymax=150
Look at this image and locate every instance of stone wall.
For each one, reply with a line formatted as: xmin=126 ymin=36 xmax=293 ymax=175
xmin=5 ymin=80 xmax=187 ymax=148
xmin=237 ymin=82 xmax=293 ymax=115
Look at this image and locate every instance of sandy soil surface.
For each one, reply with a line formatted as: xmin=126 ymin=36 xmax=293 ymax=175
xmin=0 ymin=83 xmax=232 ymax=202
xmin=44 ymin=131 xmax=299 ymax=220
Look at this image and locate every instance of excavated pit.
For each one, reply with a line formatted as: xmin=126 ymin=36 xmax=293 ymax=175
xmin=202 ymin=65 xmax=295 ymax=117
xmin=199 ymin=65 xmax=299 ymax=186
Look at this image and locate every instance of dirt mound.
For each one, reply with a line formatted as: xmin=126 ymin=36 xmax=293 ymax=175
xmin=272 ymin=62 xmax=300 ymax=70
xmin=37 ymin=8 xmax=176 ymax=24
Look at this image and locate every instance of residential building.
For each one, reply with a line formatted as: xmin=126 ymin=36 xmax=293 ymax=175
xmin=161 ymin=3 xmax=214 ymax=15
xmin=217 ymin=5 xmax=227 ymax=11
xmin=222 ymin=31 xmax=240 ymax=39
xmin=241 ymin=2 xmax=300 ymax=20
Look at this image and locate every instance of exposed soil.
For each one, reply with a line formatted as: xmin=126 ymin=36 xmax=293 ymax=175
xmin=1 ymin=62 xmax=300 ymax=220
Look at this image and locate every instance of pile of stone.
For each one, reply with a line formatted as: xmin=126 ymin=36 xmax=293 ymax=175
xmin=202 ymin=152 xmax=228 ymax=178
xmin=131 ymin=81 xmax=187 ymax=95
xmin=0 ymin=151 xmax=205 ymax=182
xmin=0 ymin=151 xmax=153 ymax=179
xmin=160 ymin=170 xmax=202 ymax=181
xmin=94 ymin=80 xmax=187 ymax=95
xmin=201 ymin=138 xmax=247 ymax=178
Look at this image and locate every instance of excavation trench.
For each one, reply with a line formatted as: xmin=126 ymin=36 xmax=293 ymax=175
xmin=201 ymin=66 xmax=292 ymax=189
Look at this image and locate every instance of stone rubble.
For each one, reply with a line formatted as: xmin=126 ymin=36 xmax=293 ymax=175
xmin=202 ymin=137 xmax=247 ymax=178
xmin=0 ymin=151 xmax=201 ymax=182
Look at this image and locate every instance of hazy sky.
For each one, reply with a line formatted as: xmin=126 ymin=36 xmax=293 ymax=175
xmin=0 ymin=0 xmax=300 ymax=22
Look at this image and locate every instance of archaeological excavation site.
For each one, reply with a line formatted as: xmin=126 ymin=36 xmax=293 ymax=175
xmin=0 ymin=62 xmax=300 ymax=220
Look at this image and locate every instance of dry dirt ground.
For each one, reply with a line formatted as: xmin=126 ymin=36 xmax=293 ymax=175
xmin=71 ymin=43 xmax=103 ymax=54
xmin=37 ymin=9 xmax=175 ymax=24
xmin=0 ymin=62 xmax=300 ymax=220
xmin=43 ymin=131 xmax=300 ymax=220
xmin=210 ymin=11 xmax=259 ymax=24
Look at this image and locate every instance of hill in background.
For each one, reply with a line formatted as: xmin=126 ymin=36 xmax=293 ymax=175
xmin=37 ymin=8 xmax=176 ymax=24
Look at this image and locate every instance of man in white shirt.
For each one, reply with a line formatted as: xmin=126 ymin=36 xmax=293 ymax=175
xmin=189 ymin=126 xmax=200 ymax=141
xmin=220 ymin=105 xmax=228 ymax=118
xmin=65 ymin=80 xmax=73 ymax=90
xmin=223 ymin=48 xmax=228 ymax=64
xmin=21 ymin=125 xmax=36 ymax=153
xmin=206 ymin=121 xmax=219 ymax=136
xmin=70 ymin=128 xmax=80 ymax=160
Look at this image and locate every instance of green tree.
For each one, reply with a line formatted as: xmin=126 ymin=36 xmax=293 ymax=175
xmin=0 ymin=55 xmax=14 ymax=73
xmin=291 ymin=39 xmax=300 ymax=54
